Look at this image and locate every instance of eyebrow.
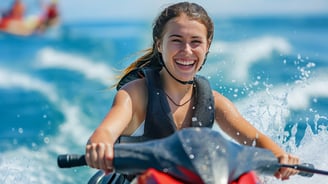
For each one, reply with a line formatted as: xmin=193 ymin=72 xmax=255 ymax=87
xmin=169 ymin=34 xmax=203 ymax=39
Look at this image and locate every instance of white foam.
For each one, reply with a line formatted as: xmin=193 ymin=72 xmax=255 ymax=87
xmin=263 ymin=126 xmax=328 ymax=184
xmin=35 ymin=48 xmax=116 ymax=86
xmin=0 ymin=100 xmax=97 ymax=183
xmin=233 ymin=72 xmax=328 ymax=183
xmin=286 ymin=71 xmax=328 ymax=110
xmin=0 ymin=67 xmax=91 ymax=141
xmin=0 ymin=67 xmax=95 ymax=183
xmin=242 ymin=70 xmax=328 ymax=109
xmin=0 ymin=68 xmax=58 ymax=102
xmin=205 ymin=36 xmax=292 ymax=83
xmin=235 ymin=71 xmax=327 ymax=128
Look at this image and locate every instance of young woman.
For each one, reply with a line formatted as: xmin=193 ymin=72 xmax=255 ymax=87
xmin=85 ymin=2 xmax=299 ymax=181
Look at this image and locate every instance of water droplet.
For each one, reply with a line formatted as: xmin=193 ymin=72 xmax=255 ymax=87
xmin=44 ymin=137 xmax=50 ymax=144
xmin=208 ymin=106 xmax=212 ymax=110
xmin=156 ymin=92 xmax=160 ymax=95
xmin=43 ymin=114 xmax=47 ymax=119
xmin=189 ymin=154 xmax=195 ymax=159
xmin=252 ymin=140 xmax=257 ymax=147
xmin=18 ymin=128 xmax=23 ymax=134
xmin=39 ymin=131 xmax=44 ymax=137
xmin=31 ymin=142 xmax=37 ymax=148
xmin=192 ymin=117 xmax=197 ymax=122
xmin=313 ymin=98 xmax=318 ymax=103
xmin=236 ymin=132 xmax=240 ymax=136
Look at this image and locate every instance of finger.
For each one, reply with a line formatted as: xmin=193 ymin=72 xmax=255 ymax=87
xmin=96 ymin=143 xmax=106 ymax=170
xmin=85 ymin=144 xmax=92 ymax=166
xmin=279 ymin=154 xmax=288 ymax=164
xmin=280 ymin=154 xmax=300 ymax=180
xmin=86 ymin=143 xmax=99 ymax=168
xmin=104 ymin=143 xmax=113 ymax=171
xmin=289 ymin=155 xmax=300 ymax=175
xmin=274 ymin=172 xmax=282 ymax=179
xmin=277 ymin=154 xmax=289 ymax=179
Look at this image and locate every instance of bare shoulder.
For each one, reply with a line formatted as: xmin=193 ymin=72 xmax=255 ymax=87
xmin=212 ymin=90 xmax=230 ymax=104
xmin=212 ymin=90 xmax=238 ymax=112
xmin=120 ymin=78 xmax=147 ymax=99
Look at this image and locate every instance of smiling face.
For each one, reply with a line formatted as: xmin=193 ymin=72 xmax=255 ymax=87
xmin=157 ymin=13 xmax=210 ymax=83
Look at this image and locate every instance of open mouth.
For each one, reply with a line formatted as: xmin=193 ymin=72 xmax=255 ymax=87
xmin=175 ymin=59 xmax=196 ymax=69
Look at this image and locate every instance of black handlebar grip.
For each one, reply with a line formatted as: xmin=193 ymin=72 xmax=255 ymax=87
xmin=297 ymin=163 xmax=315 ymax=177
xmin=57 ymin=154 xmax=86 ymax=168
xmin=281 ymin=163 xmax=315 ymax=177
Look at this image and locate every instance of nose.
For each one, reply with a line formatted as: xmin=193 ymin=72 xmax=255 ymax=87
xmin=182 ymin=43 xmax=193 ymax=54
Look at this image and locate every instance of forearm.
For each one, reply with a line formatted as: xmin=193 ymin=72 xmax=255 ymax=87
xmin=256 ymin=133 xmax=286 ymax=158
xmin=87 ymin=126 xmax=116 ymax=145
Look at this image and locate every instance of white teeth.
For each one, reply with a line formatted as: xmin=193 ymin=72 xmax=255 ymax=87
xmin=176 ymin=60 xmax=195 ymax=65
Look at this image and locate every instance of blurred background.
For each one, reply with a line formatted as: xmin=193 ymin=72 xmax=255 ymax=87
xmin=0 ymin=0 xmax=327 ymax=183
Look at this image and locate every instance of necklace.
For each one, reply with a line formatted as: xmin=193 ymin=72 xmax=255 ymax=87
xmin=164 ymin=87 xmax=194 ymax=107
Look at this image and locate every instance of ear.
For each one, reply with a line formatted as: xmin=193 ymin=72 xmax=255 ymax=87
xmin=156 ymin=39 xmax=162 ymax=53
xmin=207 ymin=39 xmax=212 ymax=52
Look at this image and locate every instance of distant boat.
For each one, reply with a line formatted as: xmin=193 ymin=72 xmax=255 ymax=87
xmin=0 ymin=1 xmax=59 ymax=36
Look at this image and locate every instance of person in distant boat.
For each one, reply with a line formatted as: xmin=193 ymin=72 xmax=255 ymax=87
xmin=85 ymin=2 xmax=300 ymax=182
xmin=1 ymin=0 xmax=25 ymax=19
xmin=0 ymin=0 xmax=59 ymax=36
xmin=35 ymin=0 xmax=59 ymax=33
xmin=0 ymin=0 xmax=25 ymax=29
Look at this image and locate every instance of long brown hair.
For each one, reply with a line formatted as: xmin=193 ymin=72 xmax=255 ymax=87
xmin=116 ymin=2 xmax=214 ymax=88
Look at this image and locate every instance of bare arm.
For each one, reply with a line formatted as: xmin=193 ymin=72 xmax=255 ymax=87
xmin=213 ymin=90 xmax=285 ymax=156
xmin=85 ymin=79 xmax=147 ymax=173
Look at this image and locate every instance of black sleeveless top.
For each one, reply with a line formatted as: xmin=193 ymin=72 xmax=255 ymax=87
xmin=116 ymin=68 xmax=215 ymax=142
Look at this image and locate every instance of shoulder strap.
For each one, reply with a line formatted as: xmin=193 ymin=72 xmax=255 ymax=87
xmin=116 ymin=68 xmax=145 ymax=91
xmin=192 ymin=75 xmax=215 ymax=127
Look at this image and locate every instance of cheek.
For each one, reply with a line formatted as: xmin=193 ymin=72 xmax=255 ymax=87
xmin=162 ymin=44 xmax=179 ymax=58
xmin=197 ymin=48 xmax=208 ymax=60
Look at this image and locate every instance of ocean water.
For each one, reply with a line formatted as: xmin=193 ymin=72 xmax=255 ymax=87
xmin=0 ymin=16 xmax=328 ymax=183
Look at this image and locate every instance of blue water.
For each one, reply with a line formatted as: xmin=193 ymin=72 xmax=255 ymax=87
xmin=1 ymin=16 xmax=328 ymax=183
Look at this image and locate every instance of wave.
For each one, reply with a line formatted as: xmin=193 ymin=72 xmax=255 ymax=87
xmin=264 ymin=127 xmax=328 ymax=184
xmin=287 ymin=71 xmax=328 ymax=110
xmin=235 ymin=70 xmax=328 ymax=135
xmin=0 ymin=66 xmax=92 ymax=145
xmin=239 ymin=70 xmax=328 ymax=110
xmin=35 ymin=48 xmax=116 ymax=86
xmin=0 ymin=67 xmax=94 ymax=183
xmin=204 ymin=36 xmax=292 ymax=83
xmin=0 ymin=67 xmax=58 ymax=102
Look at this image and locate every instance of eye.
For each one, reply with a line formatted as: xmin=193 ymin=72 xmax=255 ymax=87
xmin=191 ymin=40 xmax=202 ymax=44
xmin=171 ymin=39 xmax=182 ymax=43
xmin=190 ymin=40 xmax=202 ymax=47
